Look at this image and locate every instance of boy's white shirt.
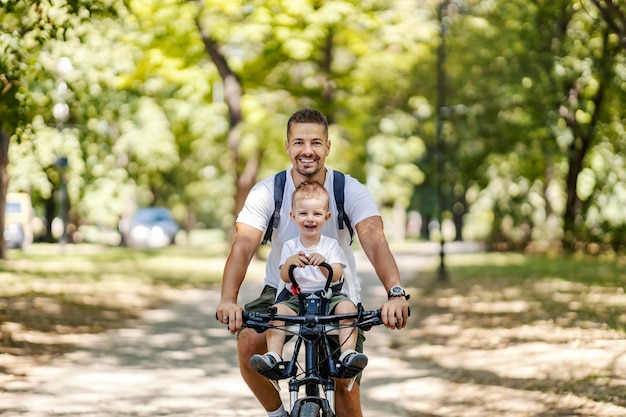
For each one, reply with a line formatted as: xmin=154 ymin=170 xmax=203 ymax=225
xmin=278 ymin=235 xmax=347 ymax=295
xmin=236 ymin=167 xmax=381 ymax=304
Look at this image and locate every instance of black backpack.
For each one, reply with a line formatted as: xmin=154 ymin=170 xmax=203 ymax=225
xmin=262 ymin=170 xmax=354 ymax=245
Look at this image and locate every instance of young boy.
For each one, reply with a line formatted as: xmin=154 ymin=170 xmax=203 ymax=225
xmin=250 ymin=181 xmax=368 ymax=373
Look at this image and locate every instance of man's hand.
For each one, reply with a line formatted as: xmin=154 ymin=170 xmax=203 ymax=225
xmin=380 ymin=296 xmax=410 ymax=330
xmin=216 ymin=301 xmax=244 ymax=334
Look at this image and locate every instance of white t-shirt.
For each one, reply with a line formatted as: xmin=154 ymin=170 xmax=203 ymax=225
xmin=279 ymin=235 xmax=347 ymax=294
xmin=236 ymin=167 xmax=380 ymax=303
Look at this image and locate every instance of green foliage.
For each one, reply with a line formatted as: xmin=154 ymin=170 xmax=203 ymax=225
xmin=423 ymin=0 xmax=626 ymax=249
xmin=0 ymin=0 xmax=625 ymax=253
xmin=367 ymin=111 xmax=426 ymax=207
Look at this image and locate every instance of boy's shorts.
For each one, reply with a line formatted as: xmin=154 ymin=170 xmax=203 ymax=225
xmin=244 ymin=285 xmax=366 ymax=381
xmin=279 ymin=293 xmax=349 ymax=316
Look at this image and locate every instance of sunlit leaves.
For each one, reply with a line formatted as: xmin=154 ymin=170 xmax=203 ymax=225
xmin=367 ymin=112 xmax=426 ymax=207
xmin=1 ymin=0 xmax=624 ymax=251
xmin=435 ymin=0 xmax=626 ymax=249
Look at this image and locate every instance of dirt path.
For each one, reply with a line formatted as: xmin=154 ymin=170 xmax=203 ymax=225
xmin=0 ymin=252 xmax=413 ymax=417
xmin=1 ymin=246 xmax=625 ymax=416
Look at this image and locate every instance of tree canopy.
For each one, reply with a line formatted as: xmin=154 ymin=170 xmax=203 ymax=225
xmin=0 ymin=0 xmax=624 ymax=257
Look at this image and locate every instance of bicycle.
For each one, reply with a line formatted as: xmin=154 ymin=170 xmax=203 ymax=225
xmin=240 ymin=262 xmax=403 ymax=417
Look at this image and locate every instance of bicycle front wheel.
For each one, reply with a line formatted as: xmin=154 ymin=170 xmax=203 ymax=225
xmin=298 ymin=402 xmax=321 ymax=417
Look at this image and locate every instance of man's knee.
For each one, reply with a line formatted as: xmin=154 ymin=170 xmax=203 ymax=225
xmin=334 ymin=300 xmax=356 ymax=314
xmin=238 ymin=328 xmax=266 ymax=359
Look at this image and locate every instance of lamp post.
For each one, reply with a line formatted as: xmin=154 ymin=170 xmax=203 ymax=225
xmin=53 ymin=57 xmax=73 ymax=247
xmin=435 ymin=0 xmax=449 ymax=282
xmin=55 ymin=156 xmax=69 ymax=245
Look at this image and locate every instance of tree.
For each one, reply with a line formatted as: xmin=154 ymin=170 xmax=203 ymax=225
xmin=192 ymin=0 xmax=430 ymax=231
xmin=442 ymin=0 xmax=625 ymax=250
xmin=0 ymin=1 xmax=126 ymax=257
xmin=117 ymin=0 xmax=231 ymax=231
xmin=194 ymin=1 xmax=250 ymax=220
xmin=590 ymin=0 xmax=626 ymax=51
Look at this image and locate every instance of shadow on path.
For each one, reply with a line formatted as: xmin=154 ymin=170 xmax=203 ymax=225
xmin=0 ymin=251 xmax=419 ymax=417
xmin=3 ymin=244 xmax=623 ymax=417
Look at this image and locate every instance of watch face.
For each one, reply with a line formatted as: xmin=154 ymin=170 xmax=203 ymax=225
xmin=390 ymin=286 xmax=405 ymax=296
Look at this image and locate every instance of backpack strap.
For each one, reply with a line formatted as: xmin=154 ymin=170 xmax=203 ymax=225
xmin=262 ymin=170 xmax=287 ymax=245
xmin=262 ymin=169 xmax=354 ymax=245
xmin=333 ymin=170 xmax=354 ymax=244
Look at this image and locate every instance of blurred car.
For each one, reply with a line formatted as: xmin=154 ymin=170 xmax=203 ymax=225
xmin=125 ymin=207 xmax=179 ymax=249
xmin=4 ymin=193 xmax=34 ymax=250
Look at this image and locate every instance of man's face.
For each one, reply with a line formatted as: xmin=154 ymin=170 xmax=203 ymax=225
xmin=285 ymin=123 xmax=330 ymax=178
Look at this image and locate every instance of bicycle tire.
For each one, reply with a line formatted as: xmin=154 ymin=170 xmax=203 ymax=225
xmin=298 ymin=402 xmax=321 ymax=417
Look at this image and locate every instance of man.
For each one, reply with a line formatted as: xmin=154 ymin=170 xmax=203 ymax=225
xmin=216 ymin=109 xmax=410 ymax=417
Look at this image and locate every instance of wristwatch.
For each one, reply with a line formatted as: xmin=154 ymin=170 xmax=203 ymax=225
xmin=388 ymin=285 xmax=408 ymax=299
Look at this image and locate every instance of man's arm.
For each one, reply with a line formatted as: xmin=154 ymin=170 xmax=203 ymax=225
xmin=355 ymin=216 xmax=410 ymax=330
xmin=216 ymin=223 xmax=263 ymax=334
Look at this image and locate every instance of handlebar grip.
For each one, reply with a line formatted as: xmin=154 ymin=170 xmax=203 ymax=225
xmin=288 ymin=262 xmax=333 ymax=278
xmin=288 ymin=264 xmax=297 ymax=284
xmin=288 ymin=261 xmax=334 ymax=293
xmin=317 ymin=262 xmax=333 ymax=279
xmin=216 ymin=312 xmax=252 ymax=322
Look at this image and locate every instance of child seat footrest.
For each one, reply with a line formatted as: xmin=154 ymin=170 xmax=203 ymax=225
xmin=332 ymin=361 xmax=364 ymax=379
xmin=256 ymin=361 xmax=292 ymax=380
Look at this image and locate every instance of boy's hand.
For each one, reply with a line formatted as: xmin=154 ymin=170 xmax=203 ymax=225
xmin=307 ymin=252 xmax=325 ymax=266
xmin=288 ymin=251 xmax=310 ymax=267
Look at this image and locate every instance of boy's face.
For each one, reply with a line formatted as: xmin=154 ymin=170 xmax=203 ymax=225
xmin=285 ymin=123 xmax=330 ymax=178
xmin=290 ymin=196 xmax=331 ymax=238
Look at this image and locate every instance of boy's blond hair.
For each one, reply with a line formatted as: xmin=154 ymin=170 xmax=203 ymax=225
xmin=292 ymin=181 xmax=329 ymax=210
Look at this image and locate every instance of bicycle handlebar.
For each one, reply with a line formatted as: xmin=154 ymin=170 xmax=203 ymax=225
xmin=242 ymin=303 xmax=411 ymax=331
xmin=242 ymin=307 xmax=386 ymax=332
xmin=216 ymin=261 xmax=410 ymax=330
xmin=216 ymin=306 xmax=410 ymax=331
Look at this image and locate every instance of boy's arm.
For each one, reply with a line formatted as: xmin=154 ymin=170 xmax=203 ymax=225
xmin=329 ymin=262 xmax=343 ymax=283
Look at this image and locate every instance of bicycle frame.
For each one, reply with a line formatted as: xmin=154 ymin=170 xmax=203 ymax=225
xmin=242 ymin=263 xmax=383 ymax=417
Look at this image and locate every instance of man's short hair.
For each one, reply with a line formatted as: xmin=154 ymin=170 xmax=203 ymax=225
xmin=287 ymin=109 xmax=329 ymax=139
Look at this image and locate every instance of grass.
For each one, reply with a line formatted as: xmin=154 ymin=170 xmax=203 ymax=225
xmin=401 ymin=251 xmax=626 ymax=411
xmin=420 ymin=252 xmax=626 ymax=331
xmin=1 ymin=240 xmax=624 ymax=376
xmin=0 ymin=234 xmax=229 ymax=364
xmin=1 ymin=240 xmax=625 ymax=414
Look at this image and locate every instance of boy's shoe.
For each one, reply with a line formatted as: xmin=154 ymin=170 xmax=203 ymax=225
xmin=339 ymin=349 xmax=368 ymax=372
xmin=250 ymin=351 xmax=282 ymax=372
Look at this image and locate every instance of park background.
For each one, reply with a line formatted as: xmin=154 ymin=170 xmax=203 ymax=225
xmin=1 ymin=0 xmax=625 ymax=257
xmin=0 ymin=1 xmax=625 ymax=416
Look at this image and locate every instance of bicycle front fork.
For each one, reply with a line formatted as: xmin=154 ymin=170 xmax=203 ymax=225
xmin=288 ymin=379 xmax=335 ymax=416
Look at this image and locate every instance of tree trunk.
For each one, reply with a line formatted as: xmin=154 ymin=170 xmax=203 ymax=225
xmin=590 ymin=0 xmax=626 ymax=51
xmin=195 ymin=13 xmax=259 ymax=225
xmin=45 ymin=196 xmax=56 ymax=242
xmin=452 ymin=193 xmax=465 ymax=242
xmin=561 ymin=30 xmax=611 ymax=248
xmin=0 ymin=130 xmax=8 ymax=259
